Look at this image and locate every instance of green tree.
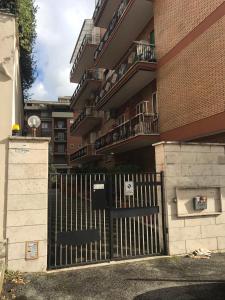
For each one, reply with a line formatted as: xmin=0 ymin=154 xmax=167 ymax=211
xmin=16 ymin=0 xmax=37 ymax=99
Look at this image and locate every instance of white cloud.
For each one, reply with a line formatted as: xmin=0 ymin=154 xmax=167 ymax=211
xmin=31 ymin=81 xmax=48 ymax=99
xmin=30 ymin=0 xmax=95 ymax=101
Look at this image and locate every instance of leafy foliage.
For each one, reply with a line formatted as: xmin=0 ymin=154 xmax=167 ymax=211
xmin=16 ymin=0 xmax=37 ymax=99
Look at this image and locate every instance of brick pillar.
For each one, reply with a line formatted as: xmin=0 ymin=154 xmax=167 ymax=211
xmin=154 ymin=142 xmax=225 ymax=255
xmin=6 ymin=137 xmax=50 ymax=272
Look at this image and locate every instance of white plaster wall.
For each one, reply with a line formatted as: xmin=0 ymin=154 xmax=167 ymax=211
xmin=0 ymin=12 xmax=23 ymax=258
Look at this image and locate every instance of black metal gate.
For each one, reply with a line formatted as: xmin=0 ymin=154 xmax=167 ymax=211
xmin=48 ymin=172 xmax=167 ymax=270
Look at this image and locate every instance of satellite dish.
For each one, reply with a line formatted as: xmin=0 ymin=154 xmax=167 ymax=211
xmin=28 ymin=115 xmax=41 ymax=129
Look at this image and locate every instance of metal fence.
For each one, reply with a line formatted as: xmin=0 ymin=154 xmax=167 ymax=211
xmin=48 ymin=172 xmax=166 ymax=270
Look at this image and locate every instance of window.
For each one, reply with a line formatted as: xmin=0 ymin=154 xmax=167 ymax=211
xmin=57 ymin=144 xmax=65 ymax=153
xmin=136 ymin=101 xmax=150 ymax=115
xmin=105 ymin=111 xmax=110 ymax=121
xmin=41 ymin=122 xmax=49 ymax=129
xmin=41 ymin=111 xmax=49 ymax=117
xmin=57 ymin=132 xmax=65 ymax=140
xmin=152 ymin=92 xmax=158 ymax=115
xmin=150 ymin=31 xmax=155 ymax=46
xmin=56 ymin=121 xmax=65 ymax=128
xmin=117 ymin=114 xmax=126 ymax=126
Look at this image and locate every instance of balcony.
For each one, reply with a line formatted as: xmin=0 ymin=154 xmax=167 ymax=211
xmin=70 ymin=33 xmax=101 ymax=83
xmin=70 ymin=69 xmax=104 ymax=109
xmin=70 ymin=107 xmax=102 ymax=136
xmin=93 ymin=0 xmax=121 ymax=28
xmin=94 ymin=0 xmax=153 ymax=68
xmin=0 ymin=0 xmax=16 ymax=14
xmin=54 ymin=122 xmax=67 ymax=130
xmin=54 ymin=137 xmax=67 ymax=143
xmin=41 ymin=129 xmax=52 ymax=137
xmin=95 ymin=113 xmax=159 ymax=154
xmin=70 ymin=144 xmax=102 ymax=163
xmin=95 ymin=42 xmax=156 ymax=110
xmin=54 ymin=150 xmax=67 ymax=156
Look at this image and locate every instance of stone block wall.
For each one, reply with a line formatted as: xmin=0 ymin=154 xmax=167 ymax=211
xmin=6 ymin=137 xmax=50 ymax=272
xmin=155 ymin=142 xmax=225 ymax=255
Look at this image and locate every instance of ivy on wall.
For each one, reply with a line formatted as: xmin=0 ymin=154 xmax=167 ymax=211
xmin=16 ymin=0 xmax=37 ymax=99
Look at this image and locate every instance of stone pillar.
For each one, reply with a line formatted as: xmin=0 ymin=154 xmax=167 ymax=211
xmin=6 ymin=137 xmax=50 ymax=272
xmin=154 ymin=142 xmax=225 ymax=255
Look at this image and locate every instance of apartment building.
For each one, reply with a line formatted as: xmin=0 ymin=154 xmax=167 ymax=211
xmin=70 ymin=0 xmax=225 ymax=171
xmin=24 ymin=97 xmax=80 ymax=172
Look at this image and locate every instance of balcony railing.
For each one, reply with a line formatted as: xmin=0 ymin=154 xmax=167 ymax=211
xmin=70 ymin=106 xmax=98 ymax=133
xmin=93 ymin=0 xmax=105 ymax=21
xmin=54 ymin=137 xmax=67 ymax=143
xmin=71 ymin=69 xmax=104 ymax=106
xmin=54 ymin=148 xmax=67 ymax=155
xmin=70 ymin=33 xmax=101 ymax=79
xmin=54 ymin=123 xmax=67 ymax=129
xmin=0 ymin=0 xmax=16 ymax=14
xmin=70 ymin=144 xmax=95 ymax=162
xmin=94 ymin=0 xmax=131 ymax=61
xmin=95 ymin=42 xmax=156 ymax=106
xmin=95 ymin=113 xmax=159 ymax=151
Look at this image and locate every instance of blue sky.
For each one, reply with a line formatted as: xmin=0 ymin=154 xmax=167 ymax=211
xmin=30 ymin=0 xmax=95 ymax=101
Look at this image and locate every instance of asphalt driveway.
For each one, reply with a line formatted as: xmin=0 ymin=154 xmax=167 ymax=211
xmin=3 ymin=253 xmax=225 ymax=300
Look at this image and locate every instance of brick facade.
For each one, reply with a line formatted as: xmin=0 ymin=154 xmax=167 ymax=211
xmin=154 ymin=1 xmax=225 ymax=139
xmin=157 ymin=14 xmax=225 ymax=133
xmin=154 ymin=0 xmax=224 ymax=59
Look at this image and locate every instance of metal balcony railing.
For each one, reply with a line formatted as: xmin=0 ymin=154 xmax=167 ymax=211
xmin=71 ymin=69 xmax=104 ymax=106
xmin=93 ymin=0 xmax=105 ymax=22
xmin=70 ymin=33 xmax=101 ymax=78
xmin=54 ymin=137 xmax=66 ymax=143
xmin=95 ymin=113 xmax=159 ymax=150
xmin=70 ymin=106 xmax=98 ymax=134
xmin=0 ymin=0 xmax=16 ymax=14
xmin=70 ymin=144 xmax=95 ymax=161
xmin=95 ymin=42 xmax=156 ymax=106
xmin=94 ymin=0 xmax=131 ymax=61
xmin=54 ymin=122 xmax=67 ymax=129
xmin=54 ymin=148 xmax=67 ymax=154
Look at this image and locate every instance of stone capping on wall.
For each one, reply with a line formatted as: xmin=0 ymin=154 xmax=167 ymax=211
xmin=8 ymin=136 xmax=51 ymax=142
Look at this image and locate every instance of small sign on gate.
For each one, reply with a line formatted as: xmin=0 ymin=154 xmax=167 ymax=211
xmin=124 ymin=181 xmax=134 ymax=196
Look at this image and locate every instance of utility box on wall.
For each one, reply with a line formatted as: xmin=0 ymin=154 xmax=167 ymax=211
xmin=193 ymin=196 xmax=207 ymax=210
xmin=92 ymin=181 xmax=108 ymax=210
xmin=175 ymin=186 xmax=222 ymax=217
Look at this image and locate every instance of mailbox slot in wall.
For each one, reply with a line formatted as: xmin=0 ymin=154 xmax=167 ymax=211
xmin=92 ymin=181 xmax=108 ymax=210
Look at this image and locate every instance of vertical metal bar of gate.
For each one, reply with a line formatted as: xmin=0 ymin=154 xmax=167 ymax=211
xmin=160 ymin=172 xmax=168 ymax=255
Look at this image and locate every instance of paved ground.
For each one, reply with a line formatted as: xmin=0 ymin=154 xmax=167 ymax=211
xmin=2 ymin=253 xmax=225 ymax=299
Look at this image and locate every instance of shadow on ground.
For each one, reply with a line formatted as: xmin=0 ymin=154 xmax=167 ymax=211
xmin=134 ymin=283 xmax=225 ymax=300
